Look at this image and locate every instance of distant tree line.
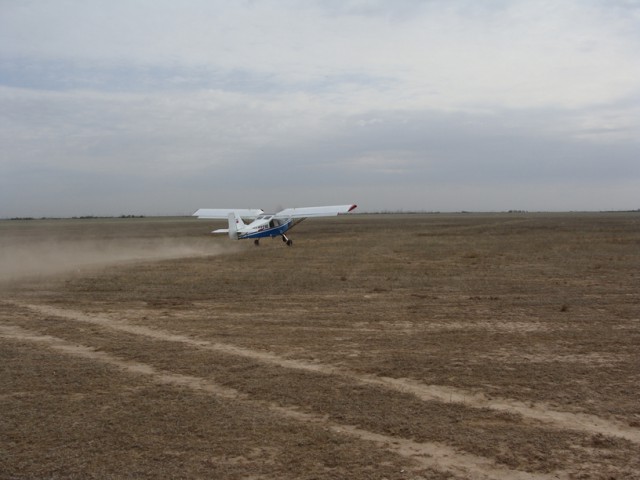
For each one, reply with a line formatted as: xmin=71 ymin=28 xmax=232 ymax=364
xmin=7 ymin=215 xmax=146 ymax=220
xmin=71 ymin=215 xmax=146 ymax=219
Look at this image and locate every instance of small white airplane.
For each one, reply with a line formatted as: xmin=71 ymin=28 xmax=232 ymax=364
xmin=193 ymin=204 xmax=357 ymax=246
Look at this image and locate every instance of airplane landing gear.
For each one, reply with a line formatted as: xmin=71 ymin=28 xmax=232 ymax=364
xmin=254 ymin=239 xmax=260 ymax=246
xmin=282 ymin=234 xmax=293 ymax=246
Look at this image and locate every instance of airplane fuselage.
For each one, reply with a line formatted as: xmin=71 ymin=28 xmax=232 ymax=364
xmin=236 ymin=216 xmax=295 ymax=239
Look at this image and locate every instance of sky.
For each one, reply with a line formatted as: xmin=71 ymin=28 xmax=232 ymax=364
xmin=1 ymin=0 xmax=639 ymax=217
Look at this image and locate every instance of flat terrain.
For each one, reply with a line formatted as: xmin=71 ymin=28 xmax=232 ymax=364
xmin=1 ymin=213 xmax=639 ymax=479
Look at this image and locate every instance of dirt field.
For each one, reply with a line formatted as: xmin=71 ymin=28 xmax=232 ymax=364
xmin=1 ymin=213 xmax=639 ymax=479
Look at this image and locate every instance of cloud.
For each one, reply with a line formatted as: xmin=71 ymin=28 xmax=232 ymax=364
xmin=3 ymin=1 xmax=639 ymax=107
xmin=1 ymin=0 xmax=639 ymax=216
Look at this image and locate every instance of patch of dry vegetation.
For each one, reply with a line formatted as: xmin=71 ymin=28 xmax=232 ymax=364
xmin=1 ymin=340 xmax=414 ymax=479
xmin=1 ymin=213 xmax=639 ymax=478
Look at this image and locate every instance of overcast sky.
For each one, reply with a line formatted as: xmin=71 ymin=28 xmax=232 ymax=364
xmin=1 ymin=0 xmax=639 ymax=217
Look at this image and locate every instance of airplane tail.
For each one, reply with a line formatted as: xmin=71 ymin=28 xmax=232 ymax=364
xmin=227 ymin=212 xmax=245 ymax=240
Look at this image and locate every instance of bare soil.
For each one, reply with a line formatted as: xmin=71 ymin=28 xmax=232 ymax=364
xmin=1 ymin=213 xmax=639 ymax=479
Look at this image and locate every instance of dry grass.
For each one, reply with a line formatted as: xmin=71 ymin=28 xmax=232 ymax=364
xmin=1 ymin=213 xmax=639 ymax=479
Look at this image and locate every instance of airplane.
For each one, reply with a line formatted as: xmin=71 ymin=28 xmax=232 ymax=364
xmin=193 ymin=204 xmax=357 ymax=246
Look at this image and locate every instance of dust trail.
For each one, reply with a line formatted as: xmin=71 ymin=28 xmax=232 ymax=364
xmin=0 ymin=322 xmax=565 ymax=480
xmin=0 ymin=238 xmax=231 ymax=282
xmin=19 ymin=303 xmax=640 ymax=445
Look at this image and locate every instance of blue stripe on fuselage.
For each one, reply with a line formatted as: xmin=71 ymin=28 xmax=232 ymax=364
xmin=238 ymin=220 xmax=292 ymax=239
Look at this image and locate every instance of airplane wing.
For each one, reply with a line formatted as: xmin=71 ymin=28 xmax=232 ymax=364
xmin=273 ymin=204 xmax=357 ymax=219
xmin=193 ymin=208 xmax=264 ymax=219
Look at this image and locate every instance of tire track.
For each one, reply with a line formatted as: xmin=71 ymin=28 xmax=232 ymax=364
xmin=17 ymin=303 xmax=640 ymax=444
xmin=0 ymin=322 xmax=564 ymax=480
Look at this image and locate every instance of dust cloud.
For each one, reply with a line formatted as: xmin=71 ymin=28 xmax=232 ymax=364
xmin=0 ymin=238 xmax=230 ymax=283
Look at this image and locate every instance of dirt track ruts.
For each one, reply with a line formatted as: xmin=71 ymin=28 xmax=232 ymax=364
xmin=0 ymin=321 xmax=565 ymax=480
xmin=16 ymin=302 xmax=640 ymax=445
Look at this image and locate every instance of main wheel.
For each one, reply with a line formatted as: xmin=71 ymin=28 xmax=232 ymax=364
xmin=286 ymin=239 xmax=293 ymax=246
